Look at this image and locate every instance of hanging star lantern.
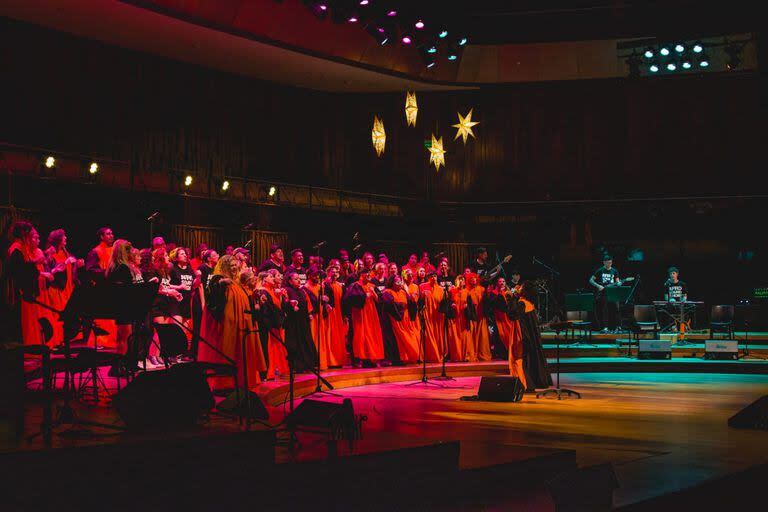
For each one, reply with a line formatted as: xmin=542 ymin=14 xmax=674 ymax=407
xmin=405 ymin=91 xmax=418 ymax=127
xmin=371 ymin=115 xmax=386 ymax=156
xmin=452 ymin=108 xmax=480 ymax=144
xmin=427 ymin=133 xmax=446 ymax=171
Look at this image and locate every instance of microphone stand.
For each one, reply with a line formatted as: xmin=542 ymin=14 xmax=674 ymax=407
xmin=434 ymin=282 xmax=455 ymax=381
xmin=532 ymin=257 xmax=561 ymax=324
xmin=308 ymin=244 xmax=341 ymax=398
xmin=406 ymin=290 xmax=444 ymax=387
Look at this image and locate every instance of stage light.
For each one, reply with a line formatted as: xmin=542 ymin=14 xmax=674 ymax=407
xmin=427 ymin=62 xmax=436 ymax=68
xmin=681 ymin=58 xmax=692 ymax=69
xmin=221 ymin=180 xmax=230 ymax=192
xmin=268 ymin=186 xmax=277 ymax=197
xmin=366 ymin=24 xmax=389 ymax=45
xmin=458 ymin=37 xmax=468 ymax=46
xmin=359 ymin=0 xmax=368 ymax=4
xmin=649 ymin=62 xmax=660 ymax=73
xmin=387 ymin=10 xmax=396 ymax=17
xmin=666 ymin=62 xmax=677 ymax=71
xmin=415 ymin=20 xmax=425 ymax=29
xmin=88 ymin=162 xmax=99 ymax=174
xmin=427 ymin=45 xmax=437 ymax=54
xmin=184 ymin=175 xmax=193 ymax=187
xmin=348 ymin=15 xmax=358 ymax=23
xmin=659 ymin=46 xmax=670 ymax=56
xmin=438 ymin=30 xmax=448 ymax=38
xmin=644 ymin=48 xmax=654 ymax=59
xmin=401 ymin=34 xmax=412 ymax=44
xmin=692 ymin=42 xmax=703 ymax=53
xmin=44 ymin=156 xmax=56 ymax=169
xmin=699 ymin=55 xmax=709 ymax=67
xmin=447 ymin=53 xmax=458 ymax=61
xmin=675 ymin=44 xmax=685 ymax=53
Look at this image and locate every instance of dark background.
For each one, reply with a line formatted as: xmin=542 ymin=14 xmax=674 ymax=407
xmin=2 ymin=17 xmax=766 ymax=312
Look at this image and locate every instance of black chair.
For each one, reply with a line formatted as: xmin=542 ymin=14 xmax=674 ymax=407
xmin=49 ymin=347 xmax=123 ymax=402
xmin=628 ymin=305 xmax=660 ymax=357
xmin=710 ymin=305 xmax=735 ymax=339
xmin=566 ymin=310 xmax=594 ymax=346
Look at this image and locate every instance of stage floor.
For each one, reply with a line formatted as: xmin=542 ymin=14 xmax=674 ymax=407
xmin=314 ymin=372 xmax=768 ymax=508
xmin=6 ymin=359 xmax=768 ymax=509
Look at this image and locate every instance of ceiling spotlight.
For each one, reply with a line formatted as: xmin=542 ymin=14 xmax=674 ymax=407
xmin=458 ymin=37 xmax=468 ymax=46
xmin=659 ymin=47 xmax=670 ymax=56
xmin=184 ymin=175 xmax=193 ymax=187
xmin=401 ymin=34 xmax=413 ymax=44
xmin=447 ymin=53 xmax=458 ymax=61
xmin=649 ymin=62 xmax=660 ymax=73
xmin=675 ymin=44 xmax=685 ymax=53
xmin=644 ymin=48 xmax=654 ymax=59
xmin=426 ymin=61 xmax=436 ymax=68
xmin=359 ymin=0 xmax=369 ymax=4
xmin=366 ymin=24 xmax=389 ymax=45
xmin=348 ymin=15 xmax=358 ymax=23
xmin=88 ymin=162 xmax=99 ymax=174
xmin=427 ymin=45 xmax=437 ymax=54
xmin=698 ymin=55 xmax=710 ymax=67
xmin=692 ymin=42 xmax=703 ymax=53
xmin=44 ymin=156 xmax=56 ymax=169
xmin=666 ymin=62 xmax=677 ymax=71
xmin=415 ymin=20 xmax=425 ymax=29
xmin=681 ymin=58 xmax=692 ymax=69
xmin=438 ymin=30 xmax=448 ymax=38
xmin=386 ymin=10 xmax=397 ymax=17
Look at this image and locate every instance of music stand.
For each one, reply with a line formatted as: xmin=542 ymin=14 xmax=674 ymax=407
xmin=606 ymin=286 xmax=632 ymax=335
xmin=564 ymin=293 xmax=596 ymax=347
xmin=537 ymin=322 xmax=581 ymax=400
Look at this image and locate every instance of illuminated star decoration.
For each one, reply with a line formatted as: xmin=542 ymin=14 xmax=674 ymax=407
xmin=452 ymin=108 xmax=480 ymax=144
xmin=371 ymin=115 xmax=386 ymax=156
xmin=405 ymin=91 xmax=418 ymax=127
xmin=427 ymin=133 xmax=446 ymax=171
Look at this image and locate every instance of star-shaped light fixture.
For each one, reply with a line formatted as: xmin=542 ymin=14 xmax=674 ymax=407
xmin=372 ymin=115 xmax=386 ymax=156
xmin=427 ymin=134 xmax=446 ymax=171
xmin=452 ymin=109 xmax=480 ymax=144
xmin=405 ymin=91 xmax=418 ymax=127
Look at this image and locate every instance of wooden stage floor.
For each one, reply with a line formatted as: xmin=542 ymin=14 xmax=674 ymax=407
xmin=5 ymin=357 xmax=768 ymax=510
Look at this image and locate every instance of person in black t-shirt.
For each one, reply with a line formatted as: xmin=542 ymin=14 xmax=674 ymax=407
xmin=436 ymin=257 xmax=454 ymax=290
xmin=286 ymin=248 xmax=307 ymax=286
xmin=468 ymin=247 xmax=492 ymax=285
xmin=589 ymin=254 xmax=620 ymax=332
xmin=170 ymin=247 xmax=194 ymax=322
xmin=664 ymin=266 xmax=688 ymax=302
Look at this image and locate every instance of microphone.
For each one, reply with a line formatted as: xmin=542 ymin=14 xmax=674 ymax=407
xmin=313 ymin=240 xmax=327 ymax=250
xmin=147 ymin=211 xmax=160 ymax=221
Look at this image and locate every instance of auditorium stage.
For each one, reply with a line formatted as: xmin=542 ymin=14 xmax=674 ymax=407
xmin=5 ymin=354 xmax=768 ymax=510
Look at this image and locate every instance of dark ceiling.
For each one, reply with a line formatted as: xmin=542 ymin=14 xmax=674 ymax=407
xmin=357 ymin=0 xmax=761 ymax=43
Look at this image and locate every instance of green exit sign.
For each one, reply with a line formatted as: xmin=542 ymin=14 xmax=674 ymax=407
xmin=424 ymin=140 xmax=432 ymax=148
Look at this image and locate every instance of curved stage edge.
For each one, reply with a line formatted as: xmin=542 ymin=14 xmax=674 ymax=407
xmin=258 ymin=357 xmax=768 ymax=407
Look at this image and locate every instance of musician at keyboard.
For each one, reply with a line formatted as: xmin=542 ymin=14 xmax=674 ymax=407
xmin=664 ymin=266 xmax=688 ymax=303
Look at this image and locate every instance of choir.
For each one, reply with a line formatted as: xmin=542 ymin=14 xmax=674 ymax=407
xmin=2 ymin=221 xmax=551 ymax=391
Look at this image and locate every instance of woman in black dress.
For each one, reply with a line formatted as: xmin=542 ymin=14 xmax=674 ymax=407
xmin=282 ymin=270 xmax=318 ymax=372
xmin=510 ymin=281 xmax=553 ymax=392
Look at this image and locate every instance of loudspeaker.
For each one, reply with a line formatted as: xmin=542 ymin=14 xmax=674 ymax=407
xmin=728 ymin=395 xmax=768 ymax=430
xmin=286 ymin=398 xmax=356 ymax=438
xmin=637 ymin=339 xmax=671 ymax=360
xmin=113 ymin=363 xmax=214 ymax=430
xmin=704 ymin=339 xmax=739 ymax=360
xmin=477 ymin=376 xmax=524 ymax=402
xmin=217 ymin=389 xmax=269 ymax=420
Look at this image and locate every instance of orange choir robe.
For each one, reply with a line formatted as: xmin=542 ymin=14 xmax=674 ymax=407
xmin=419 ymin=282 xmax=445 ymax=363
xmin=89 ymin=242 xmax=117 ymax=348
xmin=264 ymin=288 xmax=289 ymax=380
xmin=324 ymin=280 xmax=348 ymax=367
xmin=466 ymin=285 xmax=492 ymax=362
xmin=199 ymin=281 xmax=265 ymax=390
xmin=447 ymin=287 xmax=469 ymax=362
xmin=46 ymin=249 xmax=76 ymax=345
xmin=347 ymin=282 xmax=384 ymax=362
xmin=304 ymin=282 xmax=330 ymax=370
xmin=383 ymin=288 xmax=420 ymax=363
xmin=18 ymin=247 xmax=56 ymax=347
